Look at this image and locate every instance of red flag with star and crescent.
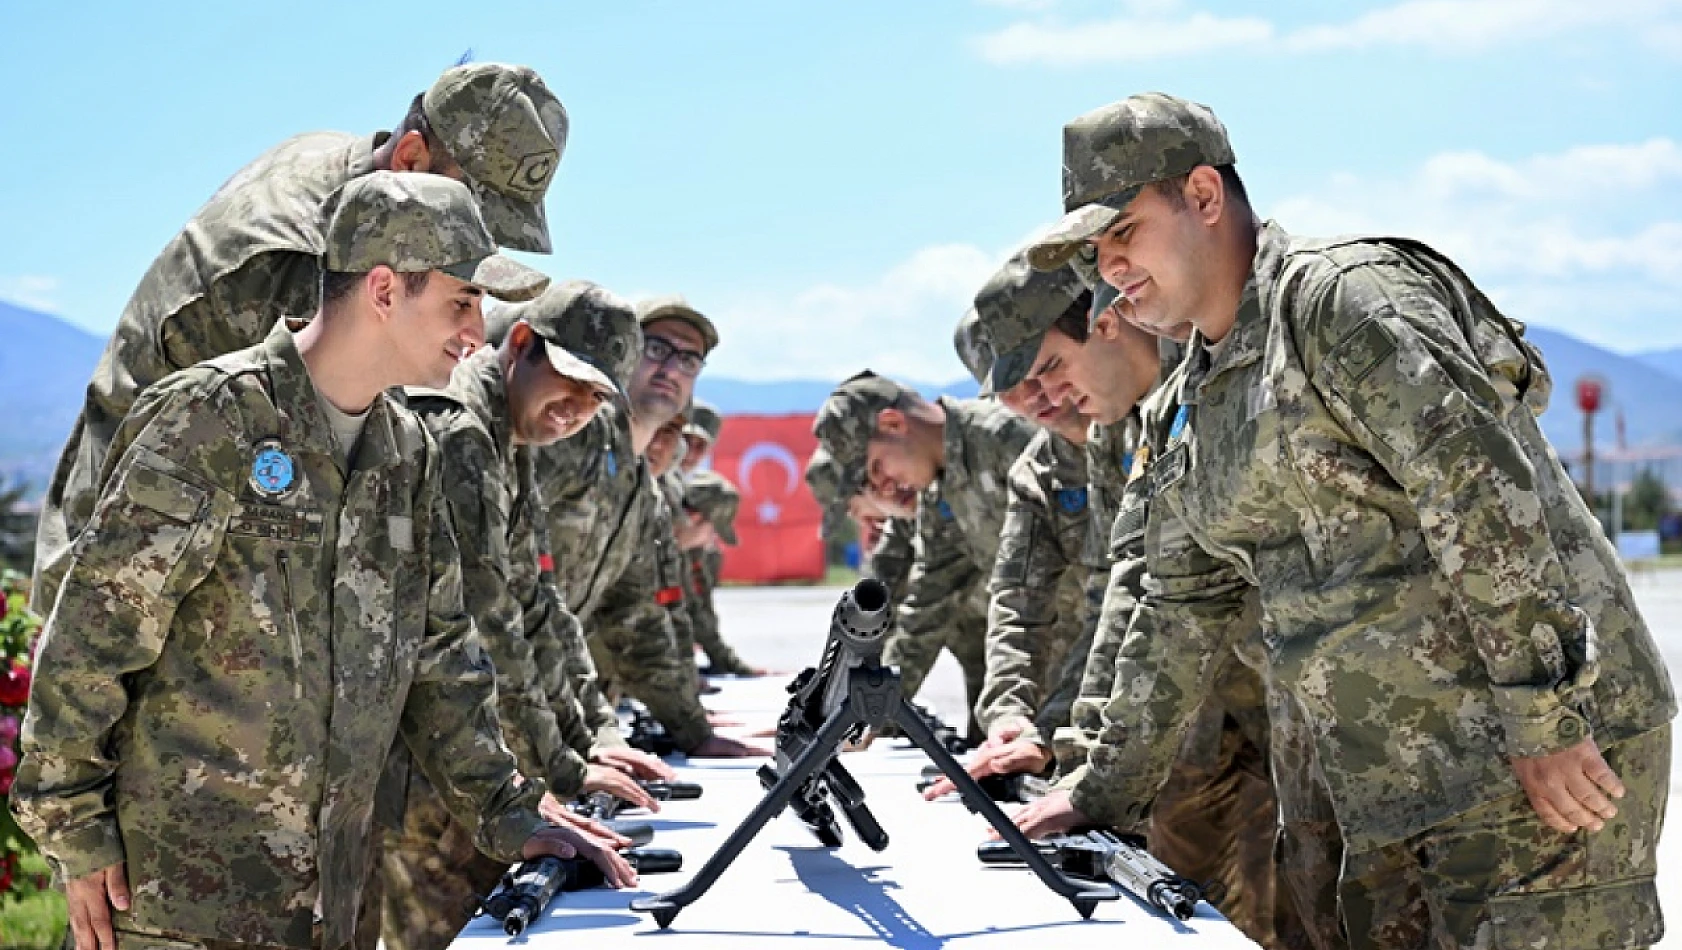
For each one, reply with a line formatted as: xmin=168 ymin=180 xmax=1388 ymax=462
xmin=703 ymin=412 xmax=825 ymax=583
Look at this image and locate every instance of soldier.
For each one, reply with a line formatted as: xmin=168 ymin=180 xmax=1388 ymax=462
xmin=922 ymin=259 xmax=1106 ymax=799
xmin=675 ymin=403 xmax=763 ymax=676
xmin=10 ymin=173 xmax=633 ymax=950
xmin=380 ymin=281 xmax=666 ymax=950
xmin=533 ymin=296 xmax=765 ymax=758
xmin=1023 ymin=92 xmax=1675 ymax=949
xmin=680 ymin=400 xmax=723 ymax=475
xmin=36 ymin=63 xmax=568 ymax=612
xmin=804 ymin=448 xmax=915 ymax=605
xmin=813 ymin=372 xmax=1035 ymax=737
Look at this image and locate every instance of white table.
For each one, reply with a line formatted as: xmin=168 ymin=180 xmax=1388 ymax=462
xmin=450 ymin=676 xmax=1259 ymax=949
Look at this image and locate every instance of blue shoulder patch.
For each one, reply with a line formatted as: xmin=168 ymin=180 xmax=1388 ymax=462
xmin=936 ymin=499 xmax=955 ymax=521
xmin=249 ymin=439 xmax=296 ymax=499
xmin=605 ymin=449 xmax=618 ymax=478
xmin=1169 ymin=405 xmax=1190 ymax=441
xmin=1056 ymin=487 xmax=1088 ymax=515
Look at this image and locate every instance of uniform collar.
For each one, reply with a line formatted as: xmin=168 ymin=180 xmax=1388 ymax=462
xmin=936 ymin=395 xmax=976 ymax=490
xmin=260 ymin=320 xmax=402 ymax=473
xmin=1182 ymin=221 xmax=1286 ymax=397
xmin=449 ymin=348 xmax=516 ymax=465
xmin=349 ymin=131 xmax=388 ymax=180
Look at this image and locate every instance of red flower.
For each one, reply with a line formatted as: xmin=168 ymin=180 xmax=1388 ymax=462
xmin=0 ymin=592 xmax=9 ymax=621
xmin=0 ymin=661 xmax=30 ymax=707
xmin=0 ymin=771 xmax=12 ymax=795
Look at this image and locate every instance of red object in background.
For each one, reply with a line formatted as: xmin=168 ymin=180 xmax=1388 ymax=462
xmin=706 ymin=413 xmax=824 ymax=584
xmin=1575 ymin=376 xmax=1605 ymax=414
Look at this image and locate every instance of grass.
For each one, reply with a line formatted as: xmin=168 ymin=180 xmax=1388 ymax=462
xmin=0 ymin=854 xmax=66 ymax=950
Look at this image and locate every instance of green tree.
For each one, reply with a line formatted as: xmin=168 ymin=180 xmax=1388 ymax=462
xmin=0 ymin=480 xmax=34 ymax=576
xmin=1622 ymin=469 xmax=1672 ymax=532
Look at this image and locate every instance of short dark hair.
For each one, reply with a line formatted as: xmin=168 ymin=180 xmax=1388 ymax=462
xmin=1151 ymin=164 xmax=1249 ymax=211
xmin=1050 ymin=289 xmax=1093 ymax=343
xmin=318 ymin=269 xmax=430 ymax=308
xmin=394 ymin=93 xmax=458 ymax=172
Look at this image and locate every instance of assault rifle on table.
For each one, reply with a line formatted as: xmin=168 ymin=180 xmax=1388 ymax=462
xmin=575 ymin=780 xmax=704 ymax=820
xmin=904 ymin=701 xmax=972 ymax=754
xmin=631 ymin=580 xmax=1118 ymax=929
xmin=916 ymin=763 xmax=1051 ymax=803
xmin=978 ymin=829 xmax=1207 ymax=921
xmin=624 ymin=704 xmax=680 ymax=757
xmin=479 ymin=848 xmax=684 ymax=936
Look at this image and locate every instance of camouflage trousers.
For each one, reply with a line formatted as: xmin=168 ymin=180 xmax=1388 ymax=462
xmin=1337 ymin=725 xmax=1670 ymax=950
xmin=103 ymin=930 xmax=342 ymax=950
xmin=1150 ymin=711 xmax=1319 ymax=950
xmin=376 ymin=781 xmax=507 ymax=950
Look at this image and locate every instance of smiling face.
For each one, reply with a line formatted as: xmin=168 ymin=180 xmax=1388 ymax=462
xmin=385 ymin=269 xmax=487 ymax=389
xmin=505 ymin=325 xmax=609 ymax=446
xmin=1089 ymin=169 xmax=1228 ymax=341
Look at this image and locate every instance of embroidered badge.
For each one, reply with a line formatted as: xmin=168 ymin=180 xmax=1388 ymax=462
xmin=1168 ymin=405 xmax=1190 ymax=442
xmin=249 ymin=439 xmax=296 ymax=499
xmin=606 ymin=449 xmax=619 ymax=478
xmin=936 ymin=499 xmax=955 ymax=521
xmin=1127 ymin=446 xmax=1151 ymax=484
xmin=1056 ymin=487 xmax=1088 ymax=514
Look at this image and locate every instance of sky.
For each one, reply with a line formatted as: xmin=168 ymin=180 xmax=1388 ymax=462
xmin=2 ymin=0 xmax=1680 ymax=385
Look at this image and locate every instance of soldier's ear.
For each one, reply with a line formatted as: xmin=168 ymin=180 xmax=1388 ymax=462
xmin=875 ymin=407 xmax=907 ymax=437
xmin=507 ymin=320 xmax=535 ymax=356
xmin=366 ymin=267 xmax=399 ymax=319
xmin=1186 ymin=166 xmax=1224 ymax=223
xmin=1091 ymin=308 xmax=1125 ymax=341
xmin=389 ymin=130 xmax=432 ymax=173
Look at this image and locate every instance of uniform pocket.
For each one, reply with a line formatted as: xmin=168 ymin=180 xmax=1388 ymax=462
xmin=74 ymin=451 xmax=209 ymax=601
xmin=1484 ymin=878 xmax=1662 ymax=950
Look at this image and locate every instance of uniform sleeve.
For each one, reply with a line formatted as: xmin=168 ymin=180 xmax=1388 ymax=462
xmin=591 ymin=495 xmax=713 ymax=753
xmin=884 ymin=505 xmax=983 ymax=702
xmin=689 ymin=548 xmax=752 ymax=674
xmin=529 ymin=508 xmax=625 ymax=753
xmin=1066 ymin=496 xmax=1253 ymax=831
xmin=400 ymin=450 xmax=545 ymax=864
xmin=977 ymin=458 xmax=1070 ymax=743
xmin=1304 ymin=262 xmax=1597 ymax=757
xmin=436 ymin=427 xmax=588 ymax=796
xmin=1038 ymin=569 xmax=1105 ymax=764
xmin=863 ymin=517 xmax=915 ymax=605
xmin=12 ymin=384 xmax=239 ymax=882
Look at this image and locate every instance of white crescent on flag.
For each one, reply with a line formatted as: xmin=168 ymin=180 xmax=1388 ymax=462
xmin=737 ymin=441 xmax=801 ymax=524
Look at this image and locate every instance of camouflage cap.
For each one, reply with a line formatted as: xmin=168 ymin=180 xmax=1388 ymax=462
xmin=323 ymin=171 xmax=548 ymax=301
xmin=811 ymin=371 xmax=917 ymax=487
xmin=497 ymin=279 xmax=642 ymax=395
xmin=953 ymin=309 xmax=995 ymax=387
xmin=684 ymin=400 xmax=725 ymax=444
xmin=803 ymin=446 xmax=854 ymax=539
xmin=683 ymin=470 xmax=741 ymax=545
xmin=635 ymin=295 xmax=721 ymax=354
xmin=424 ymin=63 xmax=568 ymax=254
xmin=1027 ymin=93 xmax=1234 ymax=271
xmin=975 ymin=250 xmax=1089 ymax=395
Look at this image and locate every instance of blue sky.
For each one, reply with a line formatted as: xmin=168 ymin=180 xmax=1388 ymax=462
xmin=2 ymin=0 xmax=1679 ymax=384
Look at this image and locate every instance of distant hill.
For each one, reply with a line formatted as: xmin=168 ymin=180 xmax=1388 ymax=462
xmin=1632 ymin=346 xmax=1682 ymax=384
xmin=0 ymin=301 xmax=103 ymax=492
xmin=1527 ymin=327 xmax=1682 ymax=452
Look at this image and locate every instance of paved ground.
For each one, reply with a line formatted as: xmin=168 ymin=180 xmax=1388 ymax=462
xmin=714 ymin=569 xmax=1682 ymax=946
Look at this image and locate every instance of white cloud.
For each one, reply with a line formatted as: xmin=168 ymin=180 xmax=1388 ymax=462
xmin=973 ymin=0 xmax=1682 ymax=65
xmin=1266 ymin=138 xmax=1682 ymax=350
xmin=0 ymin=275 xmax=63 ymax=313
xmin=706 ymin=244 xmax=1005 ymax=384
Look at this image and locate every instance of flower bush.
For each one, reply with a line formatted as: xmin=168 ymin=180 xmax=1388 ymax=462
xmin=0 ymin=569 xmax=47 ymax=902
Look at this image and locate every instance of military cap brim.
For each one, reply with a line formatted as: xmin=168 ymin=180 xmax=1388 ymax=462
xmin=1025 ymin=186 xmax=1142 ymax=271
xmin=472 ymin=179 xmax=553 ymax=254
xmin=438 ymin=254 xmax=550 ymax=302
xmin=980 ymin=334 xmax=1045 ymax=398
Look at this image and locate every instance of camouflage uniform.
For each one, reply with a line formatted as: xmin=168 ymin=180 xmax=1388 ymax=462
xmin=35 ymin=63 xmax=567 ymax=613
xmin=681 ymin=472 xmax=749 ymax=674
xmin=814 ymin=378 xmax=1036 ymax=727
xmin=380 ymin=284 xmax=623 ymax=950
xmin=1035 ymin=93 xmax=1676 ymax=949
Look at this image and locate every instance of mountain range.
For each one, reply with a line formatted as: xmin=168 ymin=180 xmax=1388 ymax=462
xmin=1 ymin=299 xmax=1676 ymax=494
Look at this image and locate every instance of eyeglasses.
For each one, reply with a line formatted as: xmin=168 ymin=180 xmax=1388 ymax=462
xmin=643 ymin=336 xmax=706 ymax=377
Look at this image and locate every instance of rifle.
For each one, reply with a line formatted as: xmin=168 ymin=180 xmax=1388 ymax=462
xmin=904 ymin=702 xmax=972 ymax=754
xmin=480 ymin=848 xmax=683 ymax=935
xmin=625 ymin=705 xmax=680 ymax=757
xmin=631 ymin=580 xmax=1117 ymax=929
xmin=916 ymin=764 xmax=1050 ymax=803
xmin=978 ymin=829 xmax=1206 ymax=921
xmin=575 ymin=780 xmax=705 ymax=820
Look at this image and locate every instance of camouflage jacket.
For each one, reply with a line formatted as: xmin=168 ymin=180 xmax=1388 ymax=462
xmin=404 ymin=350 xmax=591 ymax=796
xmin=1069 ymin=223 xmax=1676 ymax=852
xmin=688 ymin=545 xmax=752 ymax=674
xmin=534 ymin=406 xmax=711 ymax=751
xmin=12 ymin=323 xmax=544 ymax=949
xmin=883 ymin=398 xmax=1036 ymax=698
xmin=977 ymin=429 xmax=1102 ymax=746
xmin=36 ymin=131 xmax=384 ymax=610
xmin=863 ymin=516 xmax=916 ymax=605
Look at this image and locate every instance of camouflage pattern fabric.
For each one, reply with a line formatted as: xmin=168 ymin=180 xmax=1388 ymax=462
xmin=689 ymin=546 xmax=753 ymax=675
xmin=863 ymin=516 xmax=916 ymax=605
xmin=11 ymin=323 xmax=545 ymax=950
xmin=534 ymin=405 xmax=713 ymax=751
xmin=976 ymin=428 xmax=1097 ymax=747
xmin=684 ymin=400 xmax=725 ymax=444
xmin=971 ymin=252 xmax=1088 ymax=395
xmin=1337 ymin=725 xmax=1669 ymax=950
xmin=377 ymin=773 xmax=507 ymax=950
xmin=37 ymin=63 xmax=567 ymax=610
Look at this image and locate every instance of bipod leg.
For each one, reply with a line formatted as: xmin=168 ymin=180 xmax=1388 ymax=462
xmin=892 ymin=696 xmax=1118 ymax=919
xmin=630 ymin=699 xmax=862 ymax=928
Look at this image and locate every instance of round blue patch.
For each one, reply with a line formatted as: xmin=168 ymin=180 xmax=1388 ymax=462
xmin=1056 ymin=487 xmax=1088 ymax=515
xmin=250 ymin=442 xmax=295 ymax=498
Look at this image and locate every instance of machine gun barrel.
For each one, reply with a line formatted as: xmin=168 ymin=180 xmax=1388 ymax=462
xmin=977 ymin=830 xmax=1204 ymax=921
xmin=482 ymin=848 xmax=684 ymax=935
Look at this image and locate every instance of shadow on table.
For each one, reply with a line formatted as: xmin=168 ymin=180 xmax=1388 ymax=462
xmin=640 ymin=818 xmax=718 ymax=833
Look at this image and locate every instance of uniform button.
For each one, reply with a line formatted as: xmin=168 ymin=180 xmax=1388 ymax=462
xmin=1558 ymin=717 xmax=1582 ymax=741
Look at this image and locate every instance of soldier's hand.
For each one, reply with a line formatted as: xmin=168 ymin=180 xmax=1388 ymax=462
xmin=1002 ymin=789 xmax=1088 ymax=840
xmin=921 ymin=738 xmax=1052 ymax=800
xmin=584 ymin=764 xmax=660 ymax=812
xmin=689 ymin=735 xmax=771 ymax=758
xmin=65 ymin=862 xmax=129 ymax=950
xmin=522 ymin=824 xmax=639 ymax=889
xmin=593 ymin=745 xmax=677 ymax=781
xmin=537 ymin=793 xmax=633 ymax=849
xmin=985 ymin=720 xmax=1026 ymax=747
xmin=1510 ymin=737 xmax=1625 ymax=834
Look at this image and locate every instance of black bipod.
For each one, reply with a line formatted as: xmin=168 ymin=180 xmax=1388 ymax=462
xmin=629 ymin=661 xmax=1118 ymax=928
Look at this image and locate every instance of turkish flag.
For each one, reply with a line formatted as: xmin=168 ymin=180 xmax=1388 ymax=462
xmin=706 ymin=413 xmax=825 ymax=584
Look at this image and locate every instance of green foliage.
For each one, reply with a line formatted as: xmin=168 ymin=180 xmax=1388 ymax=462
xmin=1621 ymin=469 xmax=1673 ymax=532
xmin=0 ymin=479 xmax=34 ymax=575
xmin=0 ymin=571 xmax=47 ymax=907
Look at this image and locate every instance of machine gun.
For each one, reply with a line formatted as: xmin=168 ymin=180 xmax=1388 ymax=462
xmin=480 ymin=848 xmax=684 ymax=935
xmin=575 ymin=780 xmax=705 ymax=821
xmin=903 ymin=701 xmax=972 ymax=754
xmin=625 ymin=705 xmax=680 ymax=757
xmin=631 ymin=580 xmax=1118 ymax=928
xmin=978 ymin=829 xmax=1207 ymax=921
